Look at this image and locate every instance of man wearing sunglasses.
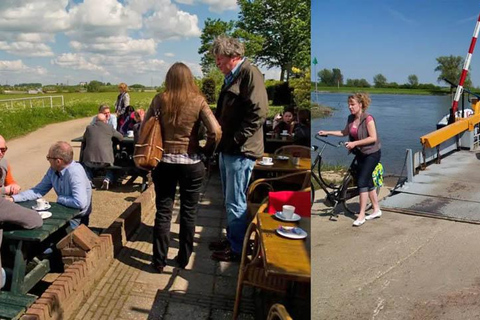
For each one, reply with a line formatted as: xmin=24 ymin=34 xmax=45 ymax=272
xmin=0 ymin=135 xmax=21 ymax=195
xmin=6 ymin=141 xmax=92 ymax=229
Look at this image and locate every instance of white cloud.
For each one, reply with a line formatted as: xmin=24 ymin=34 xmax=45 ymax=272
xmin=143 ymin=5 xmax=201 ymax=40
xmin=165 ymin=52 xmax=175 ymax=57
xmin=51 ymin=53 xmax=106 ymax=72
xmin=0 ymin=41 xmax=54 ymax=57
xmin=70 ymin=37 xmax=156 ymax=56
xmin=0 ymin=59 xmax=47 ymax=75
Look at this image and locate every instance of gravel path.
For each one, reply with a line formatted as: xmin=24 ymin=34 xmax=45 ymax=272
xmin=5 ymin=117 xmax=142 ymax=230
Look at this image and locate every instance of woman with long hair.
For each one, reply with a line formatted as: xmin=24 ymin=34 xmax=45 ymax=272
xmin=144 ymin=62 xmax=222 ymax=272
xmin=318 ymin=93 xmax=381 ymax=227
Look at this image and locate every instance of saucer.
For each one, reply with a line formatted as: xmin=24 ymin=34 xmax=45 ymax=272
xmin=280 ymin=133 xmax=290 ymax=136
xmin=276 ymin=226 xmax=307 ymax=239
xmin=38 ymin=211 xmax=52 ymax=219
xmin=258 ymin=161 xmax=274 ymax=166
xmin=276 ymin=155 xmax=289 ymax=160
xmin=32 ymin=204 xmax=51 ymax=211
xmin=275 ymin=212 xmax=301 ymax=222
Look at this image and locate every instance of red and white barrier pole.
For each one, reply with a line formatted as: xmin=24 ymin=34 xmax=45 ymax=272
xmin=452 ymin=13 xmax=480 ymax=114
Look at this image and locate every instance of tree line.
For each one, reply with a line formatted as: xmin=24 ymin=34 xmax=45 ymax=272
xmin=316 ymin=55 xmax=474 ymax=91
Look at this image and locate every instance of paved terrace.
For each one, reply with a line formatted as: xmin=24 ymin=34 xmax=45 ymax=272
xmin=70 ymin=171 xmax=256 ymax=320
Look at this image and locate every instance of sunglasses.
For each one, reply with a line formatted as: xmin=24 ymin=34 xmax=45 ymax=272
xmin=46 ymin=156 xmax=60 ymax=161
xmin=0 ymin=147 xmax=7 ymax=153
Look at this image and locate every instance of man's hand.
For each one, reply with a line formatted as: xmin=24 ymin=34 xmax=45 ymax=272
xmin=8 ymin=184 xmax=21 ymax=195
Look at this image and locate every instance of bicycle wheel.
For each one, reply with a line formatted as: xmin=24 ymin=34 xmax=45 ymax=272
xmin=340 ymin=173 xmax=380 ymax=215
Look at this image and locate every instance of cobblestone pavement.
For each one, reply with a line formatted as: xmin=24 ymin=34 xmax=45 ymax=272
xmin=71 ymin=172 xmax=256 ymax=320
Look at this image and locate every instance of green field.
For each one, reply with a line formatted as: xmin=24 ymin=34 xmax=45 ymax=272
xmin=0 ymin=92 xmax=285 ymax=140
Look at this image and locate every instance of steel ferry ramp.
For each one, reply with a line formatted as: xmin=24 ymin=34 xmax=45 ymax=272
xmin=381 ymin=150 xmax=480 ymax=223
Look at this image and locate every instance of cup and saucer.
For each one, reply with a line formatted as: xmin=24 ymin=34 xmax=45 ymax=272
xmin=275 ymin=211 xmax=301 ymax=222
xmin=276 ymin=226 xmax=307 ymax=239
xmin=32 ymin=199 xmax=51 ymax=211
xmin=259 ymin=156 xmax=274 ymax=166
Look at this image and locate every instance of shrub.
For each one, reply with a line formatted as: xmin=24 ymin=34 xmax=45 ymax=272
xmin=202 ymin=78 xmax=216 ymax=104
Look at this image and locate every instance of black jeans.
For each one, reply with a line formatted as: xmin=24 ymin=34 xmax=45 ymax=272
xmin=355 ymin=150 xmax=381 ymax=193
xmin=151 ymin=161 xmax=205 ymax=268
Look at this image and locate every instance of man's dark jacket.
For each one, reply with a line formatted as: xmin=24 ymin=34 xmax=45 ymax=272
xmin=215 ymin=59 xmax=268 ymax=159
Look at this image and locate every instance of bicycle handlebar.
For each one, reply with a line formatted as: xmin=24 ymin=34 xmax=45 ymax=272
xmin=314 ymin=134 xmax=345 ymax=148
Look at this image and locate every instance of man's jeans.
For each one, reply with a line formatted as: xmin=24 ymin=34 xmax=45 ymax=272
xmin=219 ymin=153 xmax=255 ymax=254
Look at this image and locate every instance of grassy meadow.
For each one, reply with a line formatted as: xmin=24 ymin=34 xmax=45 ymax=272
xmin=0 ymin=91 xmax=285 ymax=140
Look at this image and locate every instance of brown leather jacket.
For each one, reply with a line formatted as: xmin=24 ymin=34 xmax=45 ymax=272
xmin=144 ymin=93 xmax=222 ymax=156
xmin=215 ymin=59 xmax=268 ymax=159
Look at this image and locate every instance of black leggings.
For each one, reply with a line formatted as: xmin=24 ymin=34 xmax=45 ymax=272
xmin=355 ymin=150 xmax=381 ymax=193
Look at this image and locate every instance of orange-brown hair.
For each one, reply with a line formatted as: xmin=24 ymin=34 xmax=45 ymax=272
xmin=348 ymin=92 xmax=371 ymax=111
xmin=161 ymin=62 xmax=201 ymax=124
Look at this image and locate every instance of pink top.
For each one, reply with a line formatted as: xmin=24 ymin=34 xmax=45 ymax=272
xmin=349 ymin=115 xmax=373 ymax=140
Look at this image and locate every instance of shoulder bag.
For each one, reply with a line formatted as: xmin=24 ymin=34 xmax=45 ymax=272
xmin=133 ymin=107 xmax=163 ymax=170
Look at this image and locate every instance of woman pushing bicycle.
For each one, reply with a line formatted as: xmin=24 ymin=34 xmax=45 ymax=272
xmin=318 ymin=93 xmax=382 ymax=227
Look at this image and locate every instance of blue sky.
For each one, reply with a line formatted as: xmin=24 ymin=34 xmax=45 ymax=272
xmin=312 ymin=0 xmax=480 ymax=87
xmin=0 ymin=0 xmax=279 ymax=86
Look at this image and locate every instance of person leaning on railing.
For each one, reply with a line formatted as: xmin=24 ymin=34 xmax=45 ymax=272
xmin=318 ymin=92 xmax=382 ymax=227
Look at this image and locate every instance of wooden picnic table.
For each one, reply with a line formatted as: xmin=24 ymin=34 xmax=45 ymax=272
xmin=2 ymin=201 xmax=78 ymax=295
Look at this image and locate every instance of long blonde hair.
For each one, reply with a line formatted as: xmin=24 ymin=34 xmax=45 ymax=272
xmin=161 ymin=62 xmax=201 ymax=124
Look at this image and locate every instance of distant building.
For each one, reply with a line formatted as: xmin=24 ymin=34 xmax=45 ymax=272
xmin=79 ymin=82 xmax=87 ymax=86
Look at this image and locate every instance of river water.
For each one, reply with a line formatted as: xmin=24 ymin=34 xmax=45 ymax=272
xmin=311 ymin=92 xmax=466 ymax=175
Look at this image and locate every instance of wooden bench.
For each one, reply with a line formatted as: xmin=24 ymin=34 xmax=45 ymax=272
xmin=0 ymin=291 xmax=36 ymax=320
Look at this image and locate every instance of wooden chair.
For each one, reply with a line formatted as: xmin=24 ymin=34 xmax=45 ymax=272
xmin=247 ymin=171 xmax=311 ymax=222
xmin=267 ymin=303 xmax=293 ymax=320
xmin=274 ymin=145 xmax=310 ymax=158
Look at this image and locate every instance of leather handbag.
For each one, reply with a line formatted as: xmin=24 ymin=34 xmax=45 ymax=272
xmin=133 ymin=107 xmax=163 ymax=170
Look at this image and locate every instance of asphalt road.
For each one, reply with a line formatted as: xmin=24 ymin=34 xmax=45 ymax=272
xmin=312 ymin=182 xmax=480 ymax=320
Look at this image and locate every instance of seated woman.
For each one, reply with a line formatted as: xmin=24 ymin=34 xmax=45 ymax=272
xmin=274 ymin=109 xmax=295 ymax=134
xmin=133 ymin=108 xmax=145 ymax=143
xmin=293 ymin=109 xmax=311 ymax=147
xmin=118 ymin=106 xmax=136 ymax=135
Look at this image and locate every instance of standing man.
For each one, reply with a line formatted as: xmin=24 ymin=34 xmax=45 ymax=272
xmin=210 ymin=35 xmax=268 ymax=262
xmin=83 ymin=113 xmax=123 ymax=190
xmin=6 ymin=141 xmax=92 ymax=229
xmin=90 ymin=104 xmax=118 ymax=130
xmin=0 ymin=135 xmax=21 ymax=195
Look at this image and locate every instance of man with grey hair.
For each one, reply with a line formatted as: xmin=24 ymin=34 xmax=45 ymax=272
xmin=6 ymin=141 xmax=92 ymax=229
xmin=90 ymin=104 xmax=117 ymax=130
xmin=209 ymin=35 xmax=268 ymax=262
xmin=83 ymin=113 xmax=123 ymax=190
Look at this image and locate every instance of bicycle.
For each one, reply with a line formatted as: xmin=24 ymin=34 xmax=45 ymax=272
xmin=311 ymin=134 xmax=380 ymax=219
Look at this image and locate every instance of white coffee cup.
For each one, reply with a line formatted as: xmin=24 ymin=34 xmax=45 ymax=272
xmin=282 ymin=130 xmax=288 ymax=134
xmin=282 ymin=205 xmax=295 ymax=219
xmin=127 ymin=130 xmax=134 ymax=137
xmin=262 ymin=156 xmax=273 ymax=164
xmin=36 ymin=199 xmax=49 ymax=209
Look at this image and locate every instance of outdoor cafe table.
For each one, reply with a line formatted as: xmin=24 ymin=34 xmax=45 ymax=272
xmin=265 ymin=133 xmax=295 ymax=153
xmin=2 ymin=201 xmax=78 ymax=294
xmin=253 ymin=153 xmax=310 ymax=177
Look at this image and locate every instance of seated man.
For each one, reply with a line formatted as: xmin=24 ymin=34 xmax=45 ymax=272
xmin=0 ymin=135 xmax=21 ymax=195
xmin=82 ymin=113 xmax=123 ymax=190
xmin=90 ymin=104 xmax=117 ymax=130
xmin=6 ymin=141 xmax=92 ymax=229
xmin=0 ymin=197 xmax=43 ymax=288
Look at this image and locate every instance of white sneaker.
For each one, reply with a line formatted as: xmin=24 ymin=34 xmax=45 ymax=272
xmin=352 ymin=218 xmax=366 ymax=227
xmin=101 ymin=179 xmax=110 ymax=190
xmin=366 ymin=210 xmax=382 ymax=220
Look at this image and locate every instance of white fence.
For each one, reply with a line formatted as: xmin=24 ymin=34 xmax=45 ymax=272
xmin=0 ymin=95 xmax=65 ymax=111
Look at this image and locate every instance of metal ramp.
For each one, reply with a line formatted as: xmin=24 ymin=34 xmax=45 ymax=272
xmin=381 ymin=150 xmax=480 ymax=223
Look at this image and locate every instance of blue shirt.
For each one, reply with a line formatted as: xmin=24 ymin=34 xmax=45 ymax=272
xmin=12 ymin=161 xmax=92 ymax=217
xmin=224 ymin=57 xmax=246 ymax=86
xmin=90 ymin=114 xmax=117 ymax=130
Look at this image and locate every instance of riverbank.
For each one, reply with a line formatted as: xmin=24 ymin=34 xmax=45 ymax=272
xmin=313 ymin=86 xmax=451 ymax=95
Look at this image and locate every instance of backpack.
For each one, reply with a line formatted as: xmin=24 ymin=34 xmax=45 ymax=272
xmin=133 ymin=107 xmax=163 ymax=171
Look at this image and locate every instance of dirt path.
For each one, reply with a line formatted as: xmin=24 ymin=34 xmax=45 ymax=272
xmin=5 ymin=117 xmax=142 ymax=230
